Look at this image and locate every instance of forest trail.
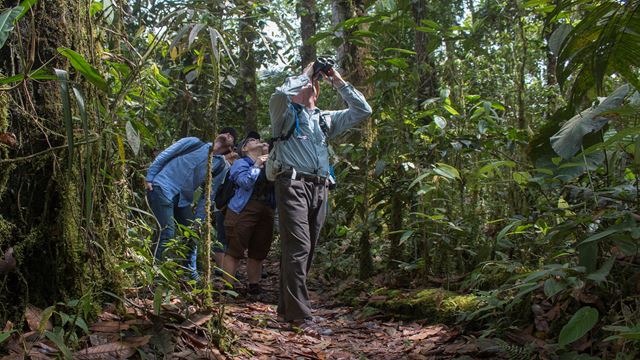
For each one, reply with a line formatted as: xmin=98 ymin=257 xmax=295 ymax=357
xmin=1 ymin=259 xmax=508 ymax=360
xmin=221 ymin=260 xmax=490 ymax=360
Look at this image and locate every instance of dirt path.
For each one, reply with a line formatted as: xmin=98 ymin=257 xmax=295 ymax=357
xmin=222 ymin=261 xmax=487 ymax=360
xmin=0 ymin=261 xmax=503 ymax=360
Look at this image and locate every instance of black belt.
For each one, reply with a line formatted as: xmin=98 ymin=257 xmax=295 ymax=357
xmin=279 ymin=170 xmax=327 ymax=185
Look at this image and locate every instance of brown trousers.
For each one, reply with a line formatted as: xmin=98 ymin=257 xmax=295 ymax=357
xmin=275 ymin=177 xmax=328 ymax=321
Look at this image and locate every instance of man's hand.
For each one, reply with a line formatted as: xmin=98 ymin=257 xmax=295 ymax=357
xmin=325 ymin=68 xmax=346 ymax=88
xmin=225 ymin=151 xmax=239 ymax=164
xmin=145 ymin=182 xmax=153 ymax=191
xmin=303 ymin=62 xmax=315 ymax=79
xmin=254 ymin=154 xmax=269 ymax=168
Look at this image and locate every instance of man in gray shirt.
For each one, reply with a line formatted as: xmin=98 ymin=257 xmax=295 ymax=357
xmin=269 ymin=62 xmax=372 ymax=333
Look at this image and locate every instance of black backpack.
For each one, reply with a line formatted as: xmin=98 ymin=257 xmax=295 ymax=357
xmin=214 ymin=171 xmax=236 ymax=211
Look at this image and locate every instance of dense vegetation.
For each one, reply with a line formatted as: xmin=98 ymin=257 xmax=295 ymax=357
xmin=1 ymin=0 xmax=640 ymax=358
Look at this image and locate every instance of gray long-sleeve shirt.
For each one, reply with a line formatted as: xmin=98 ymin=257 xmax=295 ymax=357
xmin=269 ymin=74 xmax=372 ymax=176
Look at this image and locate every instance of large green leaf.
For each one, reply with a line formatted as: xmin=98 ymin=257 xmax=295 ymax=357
xmin=550 ymin=84 xmax=631 ymax=159
xmin=17 ymin=0 xmax=38 ymax=20
xmin=45 ymin=330 xmax=73 ymax=359
xmin=559 ymin=306 xmax=599 ymax=346
xmin=0 ymin=330 xmax=13 ymax=343
xmin=57 ymin=47 xmax=107 ymax=92
xmin=433 ymin=163 xmax=461 ymax=181
xmin=0 ymin=6 xmax=23 ymax=50
xmin=548 ymin=23 xmax=572 ymax=56
xmin=552 ymin=1 xmax=640 ymax=102
xmin=55 ymin=69 xmax=74 ymax=171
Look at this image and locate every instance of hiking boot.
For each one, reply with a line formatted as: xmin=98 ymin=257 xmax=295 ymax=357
xmin=290 ymin=317 xmax=333 ymax=337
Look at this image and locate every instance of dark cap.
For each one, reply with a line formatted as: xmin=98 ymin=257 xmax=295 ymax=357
xmin=219 ymin=127 xmax=238 ymax=143
xmin=245 ymin=130 xmax=260 ymax=141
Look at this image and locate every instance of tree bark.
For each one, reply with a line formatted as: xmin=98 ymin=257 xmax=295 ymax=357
xmin=298 ymin=0 xmax=318 ymax=68
xmin=0 ymin=1 xmax=125 ymax=322
xmin=238 ymin=0 xmax=258 ymax=132
xmin=332 ymin=0 xmax=373 ymax=279
xmin=412 ymin=0 xmax=439 ymax=104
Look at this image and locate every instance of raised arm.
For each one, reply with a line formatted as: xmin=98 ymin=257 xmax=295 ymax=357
xmin=230 ymin=159 xmax=261 ymax=191
xmin=325 ymin=73 xmax=373 ymax=139
xmin=269 ymin=74 xmax=311 ymax=136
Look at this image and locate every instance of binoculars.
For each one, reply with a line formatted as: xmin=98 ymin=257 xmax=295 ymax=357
xmin=312 ymin=57 xmax=336 ymax=80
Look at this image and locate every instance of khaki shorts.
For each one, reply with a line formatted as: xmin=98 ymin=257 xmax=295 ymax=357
xmin=224 ymin=200 xmax=275 ymax=260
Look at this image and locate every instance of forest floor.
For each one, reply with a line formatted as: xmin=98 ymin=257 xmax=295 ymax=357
xmin=215 ymin=260 xmax=502 ymax=360
xmin=2 ymin=260 xmax=512 ymax=360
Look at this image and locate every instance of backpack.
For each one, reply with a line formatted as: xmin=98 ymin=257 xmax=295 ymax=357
xmin=266 ymin=104 xmax=336 ymax=186
xmin=214 ymin=171 xmax=236 ymax=211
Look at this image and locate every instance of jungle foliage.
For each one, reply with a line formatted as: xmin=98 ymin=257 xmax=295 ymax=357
xmin=1 ymin=0 xmax=640 ymax=358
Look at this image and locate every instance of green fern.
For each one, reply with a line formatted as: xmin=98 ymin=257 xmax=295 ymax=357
xmin=495 ymin=339 xmax=537 ymax=360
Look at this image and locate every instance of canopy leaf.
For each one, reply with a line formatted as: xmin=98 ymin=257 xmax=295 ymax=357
xmin=550 ymin=84 xmax=631 ymax=159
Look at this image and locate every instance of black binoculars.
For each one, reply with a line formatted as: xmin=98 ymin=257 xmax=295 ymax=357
xmin=312 ymin=57 xmax=336 ymax=79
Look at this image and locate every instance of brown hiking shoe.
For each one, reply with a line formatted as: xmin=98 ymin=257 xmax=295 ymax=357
xmin=290 ymin=317 xmax=333 ymax=337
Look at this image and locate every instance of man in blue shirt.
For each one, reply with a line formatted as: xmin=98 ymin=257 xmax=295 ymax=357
xmin=269 ymin=62 xmax=372 ymax=332
xmin=146 ymin=128 xmax=237 ymax=280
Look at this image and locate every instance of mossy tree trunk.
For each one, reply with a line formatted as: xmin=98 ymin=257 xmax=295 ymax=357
xmin=237 ymin=0 xmax=258 ymax=133
xmin=332 ymin=0 xmax=374 ymax=280
xmin=0 ymin=1 xmax=125 ymax=324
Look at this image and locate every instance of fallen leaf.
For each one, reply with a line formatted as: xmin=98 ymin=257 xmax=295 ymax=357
xmin=195 ymin=348 xmax=224 ymax=360
xmin=182 ymin=330 xmax=209 ymax=348
xmin=2 ymin=320 xmax=13 ymax=332
xmin=0 ymin=132 xmax=17 ymax=148
xmin=73 ymin=335 xmax=150 ymax=359
xmin=407 ymin=326 xmax=445 ymax=341
xmin=90 ymin=321 xmax=130 ymax=333
xmin=25 ymin=305 xmax=52 ymax=333
xmin=180 ymin=313 xmax=213 ymax=329
xmin=0 ymin=248 xmax=16 ymax=274
xmin=89 ymin=333 xmax=119 ymax=346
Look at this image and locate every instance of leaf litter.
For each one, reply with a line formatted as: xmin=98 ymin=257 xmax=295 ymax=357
xmin=0 ymin=260 xmax=513 ymax=359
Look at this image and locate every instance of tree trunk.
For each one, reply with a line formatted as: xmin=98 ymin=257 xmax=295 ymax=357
xmin=515 ymin=2 xmax=527 ymax=131
xmin=0 ymin=1 xmax=125 ymax=323
xmin=332 ymin=0 xmax=373 ymax=279
xmin=412 ymin=0 xmax=439 ymax=104
xmin=298 ymin=0 xmax=318 ymax=68
xmin=238 ymin=0 xmax=258 ymax=132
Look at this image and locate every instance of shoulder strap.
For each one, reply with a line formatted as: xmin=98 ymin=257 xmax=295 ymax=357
xmin=177 ymin=139 xmax=206 ymax=158
xmin=272 ymin=104 xmax=300 ymax=143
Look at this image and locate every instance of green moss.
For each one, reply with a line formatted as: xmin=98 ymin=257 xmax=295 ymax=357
xmin=368 ymin=288 xmax=481 ymax=323
xmin=0 ymin=216 xmax=15 ymax=247
xmin=334 ymin=279 xmax=369 ymax=306
xmin=0 ymin=90 xmax=8 ymax=131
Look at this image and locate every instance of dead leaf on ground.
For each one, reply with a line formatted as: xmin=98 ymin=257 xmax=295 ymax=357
xmin=98 ymin=312 xmax=121 ymax=321
xmin=89 ymin=333 xmax=120 ymax=346
xmin=181 ymin=329 xmax=209 ymax=348
xmin=25 ymin=305 xmax=52 ymax=333
xmin=407 ymin=325 xmax=446 ymax=341
xmin=2 ymin=320 xmax=13 ymax=332
xmin=195 ymin=348 xmax=225 ymax=360
xmin=73 ymin=335 xmax=151 ymax=359
xmin=0 ymin=132 xmax=17 ymax=148
xmin=0 ymin=248 xmax=16 ymax=274
xmin=180 ymin=313 xmax=213 ymax=329
xmin=90 ymin=321 xmax=130 ymax=333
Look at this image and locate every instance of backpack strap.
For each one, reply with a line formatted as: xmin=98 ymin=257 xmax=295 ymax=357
xmin=272 ymin=104 xmax=300 ymax=143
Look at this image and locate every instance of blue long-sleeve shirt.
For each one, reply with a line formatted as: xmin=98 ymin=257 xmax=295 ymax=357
xmin=146 ymin=137 xmax=228 ymax=220
xmin=269 ymin=75 xmax=372 ymax=176
xmin=227 ymin=157 xmax=261 ymax=214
